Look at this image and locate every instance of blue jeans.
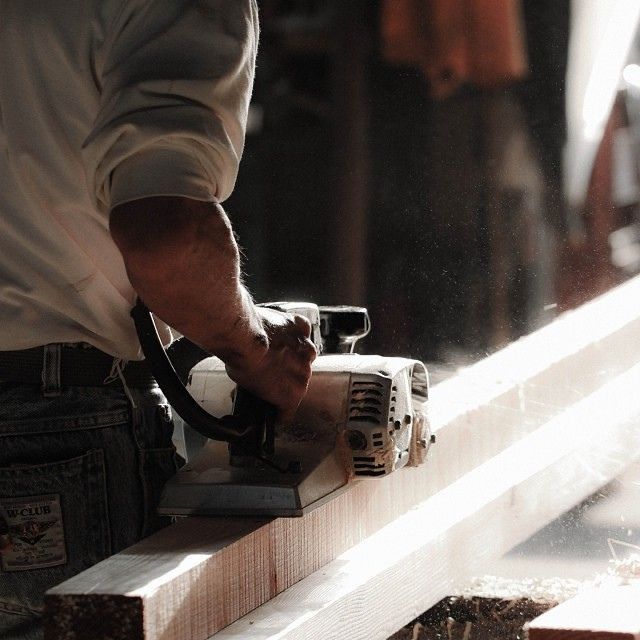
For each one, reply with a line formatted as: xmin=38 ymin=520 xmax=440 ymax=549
xmin=0 ymin=382 xmax=179 ymax=639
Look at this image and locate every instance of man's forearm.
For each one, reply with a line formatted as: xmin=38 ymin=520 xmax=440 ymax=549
xmin=109 ymin=196 xmax=267 ymax=363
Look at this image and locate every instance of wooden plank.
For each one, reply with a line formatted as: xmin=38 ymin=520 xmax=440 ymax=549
xmin=526 ymin=585 xmax=640 ymax=640
xmin=45 ymin=276 xmax=640 ymax=640
xmin=214 ymin=363 xmax=640 ymax=640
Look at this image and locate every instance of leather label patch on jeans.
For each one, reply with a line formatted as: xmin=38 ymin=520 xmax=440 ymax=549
xmin=0 ymin=494 xmax=67 ymax=572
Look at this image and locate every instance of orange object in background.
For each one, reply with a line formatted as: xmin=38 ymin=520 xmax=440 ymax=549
xmin=381 ymin=0 xmax=528 ymax=98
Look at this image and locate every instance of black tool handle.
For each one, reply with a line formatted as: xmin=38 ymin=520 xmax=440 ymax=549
xmin=319 ymin=306 xmax=370 ymax=353
xmin=131 ymin=300 xmax=255 ymax=443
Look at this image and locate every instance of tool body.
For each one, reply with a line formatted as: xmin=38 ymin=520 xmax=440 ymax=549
xmin=132 ymin=301 xmax=432 ymax=517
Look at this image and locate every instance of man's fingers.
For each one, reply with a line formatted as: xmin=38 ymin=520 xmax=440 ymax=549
xmin=295 ymin=336 xmax=317 ymax=361
xmin=273 ymin=368 xmax=311 ymax=422
xmin=231 ymin=308 xmax=316 ymax=423
xmin=293 ymin=314 xmax=312 ymax=338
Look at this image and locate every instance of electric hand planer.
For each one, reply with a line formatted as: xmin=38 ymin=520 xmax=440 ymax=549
xmin=131 ymin=301 xmax=433 ymax=517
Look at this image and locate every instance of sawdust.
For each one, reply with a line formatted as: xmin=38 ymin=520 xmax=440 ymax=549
xmin=387 ymin=595 xmax=554 ymax=640
xmin=387 ymin=576 xmax=583 ymax=640
xmin=387 ymin=558 xmax=640 ymax=640
xmin=460 ymin=575 xmax=583 ymax=603
xmin=602 ymin=539 xmax=640 ymax=585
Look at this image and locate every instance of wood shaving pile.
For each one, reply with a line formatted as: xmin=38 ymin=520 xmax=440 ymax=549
xmin=387 ymin=576 xmax=584 ymax=640
xmin=608 ymin=555 xmax=640 ymax=582
xmin=600 ymin=539 xmax=640 ymax=585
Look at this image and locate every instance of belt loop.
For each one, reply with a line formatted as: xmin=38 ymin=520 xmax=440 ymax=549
xmin=0 ymin=506 xmax=11 ymax=554
xmin=42 ymin=344 xmax=62 ymax=397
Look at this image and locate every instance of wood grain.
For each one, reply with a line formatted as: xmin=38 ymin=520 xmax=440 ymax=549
xmin=45 ymin=275 xmax=640 ymax=640
xmin=527 ymin=585 xmax=640 ymax=640
xmin=215 ymin=363 xmax=640 ymax=639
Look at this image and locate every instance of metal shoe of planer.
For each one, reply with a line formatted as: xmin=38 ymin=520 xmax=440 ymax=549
xmin=132 ymin=301 xmax=433 ymax=518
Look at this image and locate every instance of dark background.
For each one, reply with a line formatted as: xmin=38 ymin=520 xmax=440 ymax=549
xmin=226 ymin=0 xmax=634 ymax=364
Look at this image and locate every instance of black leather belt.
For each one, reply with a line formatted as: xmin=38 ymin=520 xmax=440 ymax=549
xmin=0 ymin=345 xmax=156 ymax=388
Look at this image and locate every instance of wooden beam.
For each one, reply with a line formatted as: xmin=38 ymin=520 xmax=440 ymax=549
xmin=45 ymin=276 xmax=640 ymax=640
xmin=526 ymin=585 xmax=640 ymax=640
xmin=214 ymin=363 xmax=640 ymax=640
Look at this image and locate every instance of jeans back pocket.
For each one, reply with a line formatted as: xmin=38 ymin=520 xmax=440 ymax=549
xmin=0 ymin=449 xmax=110 ymax=622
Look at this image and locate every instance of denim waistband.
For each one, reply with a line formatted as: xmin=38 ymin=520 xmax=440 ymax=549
xmin=0 ymin=344 xmax=155 ymax=392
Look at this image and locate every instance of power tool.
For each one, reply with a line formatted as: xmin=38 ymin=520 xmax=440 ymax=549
xmin=132 ymin=301 xmax=432 ymax=517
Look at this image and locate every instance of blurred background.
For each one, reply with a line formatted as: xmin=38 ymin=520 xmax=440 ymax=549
xmin=226 ymin=0 xmax=640 ymax=367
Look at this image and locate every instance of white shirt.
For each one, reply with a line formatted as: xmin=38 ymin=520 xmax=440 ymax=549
xmin=0 ymin=0 xmax=259 ymax=360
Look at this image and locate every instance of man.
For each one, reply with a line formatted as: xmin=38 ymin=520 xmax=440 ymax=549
xmin=0 ymin=1 xmax=316 ymax=637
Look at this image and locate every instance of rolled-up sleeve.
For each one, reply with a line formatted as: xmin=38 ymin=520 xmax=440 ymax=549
xmin=83 ymin=0 xmax=259 ymax=211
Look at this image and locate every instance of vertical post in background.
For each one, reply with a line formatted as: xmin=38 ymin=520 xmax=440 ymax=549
xmin=330 ymin=0 xmax=371 ymax=306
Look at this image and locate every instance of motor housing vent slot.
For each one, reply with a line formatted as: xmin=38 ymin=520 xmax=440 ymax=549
xmin=348 ymin=379 xmax=387 ymax=426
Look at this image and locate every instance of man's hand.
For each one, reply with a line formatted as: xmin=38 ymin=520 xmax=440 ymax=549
xmin=224 ymin=308 xmax=317 ymax=424
xmin=110 ymin=197 xmax=317 ymax=421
